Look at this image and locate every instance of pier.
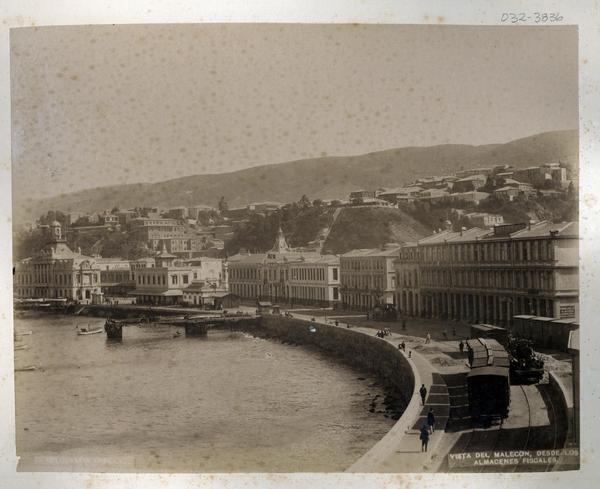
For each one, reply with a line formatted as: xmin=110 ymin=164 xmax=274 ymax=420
xmin=103 ymin=315 xmax=259 ymax=339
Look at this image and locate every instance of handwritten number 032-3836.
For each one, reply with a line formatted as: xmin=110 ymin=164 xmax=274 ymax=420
xmin=500 ymin=13 xmax=564 ymax=24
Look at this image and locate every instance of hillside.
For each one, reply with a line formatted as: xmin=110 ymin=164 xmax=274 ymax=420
xmin=322 ymin=207 xmax=430 ymax=255
xmin=14 ymin=129 xmax=577 ymax=224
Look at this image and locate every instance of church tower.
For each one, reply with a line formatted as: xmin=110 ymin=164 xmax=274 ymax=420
xmin=270 ymin=225 xmax=290 ymax=253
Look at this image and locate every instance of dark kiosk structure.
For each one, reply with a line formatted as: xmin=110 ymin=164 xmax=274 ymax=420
xmin=466 ymin=338 xmax=511 ymax=422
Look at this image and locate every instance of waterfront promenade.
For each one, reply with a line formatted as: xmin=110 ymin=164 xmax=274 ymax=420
xmin=290 ymin=310 xmax=457 ymax=472
xmin=288 ymin=307 xmax=573 ymax=472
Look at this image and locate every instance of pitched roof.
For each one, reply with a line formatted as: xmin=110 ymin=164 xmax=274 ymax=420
xmin=510 ymin=221 xmax=578 ymax=239
xmin=341 ymin=245 xmax=401 ymax=258
xmin=227 ymin=253 xmax=267 ymax=264
xmin=417 ymin=227 xmax=491 ymax=245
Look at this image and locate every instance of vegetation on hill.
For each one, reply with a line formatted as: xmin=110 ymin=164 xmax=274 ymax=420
xmin=224 ymin=198 xmax=336 ymax=255
xmin=13 ymin=209 xmax=154 ymax=260
xmin=322 ymin=207 xmax=430 ymax=255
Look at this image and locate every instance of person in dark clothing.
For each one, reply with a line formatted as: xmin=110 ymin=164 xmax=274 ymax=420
xmin=420 ymin=424 xmax=429 ymax=452
xmin=419 ymin=384 xmax=427 ymax=405
xmin=427 ymin=408 xmax=436 ymax=433
xmin=459 ymin=340 xmax=464 ymax=355
xmin=402 ymin=318 xmax=407 ymax=330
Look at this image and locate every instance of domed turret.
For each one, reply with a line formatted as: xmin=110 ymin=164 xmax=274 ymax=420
xmin=49 ymin=220 xmax=62 ymax=241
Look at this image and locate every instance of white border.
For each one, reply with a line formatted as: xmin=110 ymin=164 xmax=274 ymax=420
xmin=1 ymin=1 xmax=598 ymax=488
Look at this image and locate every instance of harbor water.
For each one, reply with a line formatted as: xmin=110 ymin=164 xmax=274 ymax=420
xmin=14 ymin=314 xmax=396 ymax=472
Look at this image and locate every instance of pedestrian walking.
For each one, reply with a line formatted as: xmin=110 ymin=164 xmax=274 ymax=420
xmin=427 ymin=408 xmax=436 ymax=433
xmin=408 ymin=350 xmax=412 ymax=358
xmin=402 ymin=318 xmax=407 ymax=330
xmin=425 ymin=333 xmax=431 ymax=344
xmin=419 ymin=384 xmax=427 ymax=405
xmin=442 ymin=329 xmax=448 ymax=340
xmin=459 ymin=340 xmax=464 ymax=355
xmin=452 ymin=326 xmax=456 ymax=337
xmin=401 ymin=341 xmax=406 ymax=351
xmin=419 ymin=424 xmax=430 ymax=452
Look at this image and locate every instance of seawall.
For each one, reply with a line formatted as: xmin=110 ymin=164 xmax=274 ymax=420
xmin=236 ymin=314 xmax=421 ymax=471
xmin=241 ymin=315 xmax=415 ymax=409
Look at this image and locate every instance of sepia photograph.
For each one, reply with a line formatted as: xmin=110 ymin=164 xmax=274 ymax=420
xmin=9 ymin=22 xmax=580 ymax=474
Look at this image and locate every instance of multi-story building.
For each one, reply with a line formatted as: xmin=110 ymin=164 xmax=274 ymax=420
xmin=349 ymin=190 xmax=376 ymax=204
xmin=99 ymin=212 xmax=119 ymax=227
xmin=14 ymin=221 xmax=102 ymax=303
xmin=465 ymin=212 xmax=504 ymax=228
xmin=165 ymin=206 xmax=188 ymax=220
xmin=452 ymin=174 xmax=488 ymax=193
xmin=378 ymin=186 xmax=423 ymax=204
xmin=455 ymin=168 xmax=492 ymax=178
xmin=130 ymin=248 xmax=226 ymax=305
xmin=339 ymin=244 xmax=401 ymax=310
xmin=96 ymin=257 xmax=155 ymax=297
xmin=228 ymin=227 xmax=341 ymax=306
xmin=513 ymin=163 xmax=567 ymax=187
xmin=227 ymin=253 xmax=265 ymax=300
xmin=188 ymin=205 xmax=216 ymax=220
xmin=130 ymin=217 xmax=186 ymax=248
xmin=446 ymin=191 xmax=490 ymax=205
xmin=96 ymin=257 xmax=134 ymax=296
xmin=418 ymin=188 xmax=450 ymax=203
xmin=117 ymin=210 xmax=138 ymax=227
xmin=394 ymin=221 xmax=579 ymax=325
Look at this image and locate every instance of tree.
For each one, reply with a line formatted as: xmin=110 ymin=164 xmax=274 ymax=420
xmin=38 ymin=210 xmax=67 ymax=226
xmin=218 ymin=196 xmax=229 ymax=212
xmin=298 ymin=194 xmax=311 ymax=209
xmin=111 ymin=206 xmax=119 ymax=214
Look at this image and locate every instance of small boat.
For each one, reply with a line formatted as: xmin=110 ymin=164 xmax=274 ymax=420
xmin=15 ymin=331 xmax=33 ymax=336
xmin=77 ymin=328 xmax=103 ymax=335
xmin=16 ymin=365 xmax=37 ymax=372
xmin=14 ymin=344 xmax=28 ymax=351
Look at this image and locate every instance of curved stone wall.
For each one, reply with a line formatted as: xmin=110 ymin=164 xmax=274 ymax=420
xmin=238 ymin=315 xmax=419 ymax=470
xmin=248 ymin=315 xmax=416 ymax=408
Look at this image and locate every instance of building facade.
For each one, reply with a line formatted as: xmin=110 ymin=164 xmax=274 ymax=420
xmin=14 ymin=222 xmax=102 ymax=303
xmin=339 ymin=244 xmax=401 ymax=311
xmin=130 ymin=249 xmax=227 ymax=305
xmin=227 ymin=228 xmax=341 ymax=306
xmin=130 ymin=217 xmax=186 ymax=244
xmin=394 ymin=221 xmax=579 ymax=326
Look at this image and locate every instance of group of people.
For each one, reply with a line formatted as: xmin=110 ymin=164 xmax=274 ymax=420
xmin=418 ymin=384 xmax=436 ymax=452
xmin=375 ymin=328 xmax=391 ymax=338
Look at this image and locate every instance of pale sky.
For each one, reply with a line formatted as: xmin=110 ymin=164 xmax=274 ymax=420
xmin=10 ymin=24 xmax=578 ymax=199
